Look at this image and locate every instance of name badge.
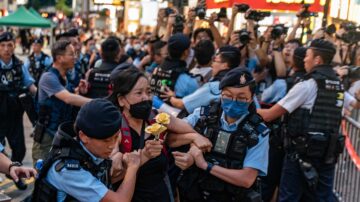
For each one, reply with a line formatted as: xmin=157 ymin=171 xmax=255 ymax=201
xmin=214 ymin=130 xmax=231 ymax=154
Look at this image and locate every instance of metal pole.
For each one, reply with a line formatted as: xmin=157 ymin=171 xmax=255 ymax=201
xmin=322 ymin=0 xmax=331 ymax=27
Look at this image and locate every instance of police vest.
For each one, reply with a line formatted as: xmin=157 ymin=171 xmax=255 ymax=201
xmin=179 ymin=101 xmax=268 ymax=200
xmin=28 ymin=52 xmax=50 ymax=85
xmin=150 ymin=58 xmax=188 ymax=97
xmin=286 ymin=70 xmax=306 ymax=92
xmin=286 ymin=65 xmax=344 ymax=161
xmin=32 ymin=122 xmax=112 ymax=202
xmin=38 ymin=68 xmax=74 ymax=135
xmin=0 ymin=56 xmax=24 ymax=93
xmin=119 ymin=110 xmax=167 ymax=154
xmin=86 ymin=62 xmax=116 ymax=98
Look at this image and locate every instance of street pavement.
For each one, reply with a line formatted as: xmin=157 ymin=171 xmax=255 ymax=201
xmin=0 ymin=46 xmax=51 ymax=201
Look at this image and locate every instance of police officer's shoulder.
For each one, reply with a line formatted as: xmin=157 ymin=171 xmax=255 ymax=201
xmin=247 ymin=113 xmax=270 ymax=137
xmin=55 ymin=159 xmax=81 ymax=172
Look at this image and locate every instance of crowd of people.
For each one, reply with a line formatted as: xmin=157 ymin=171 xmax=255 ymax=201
xmin=0 ymin=2 xmax=360 ymax=202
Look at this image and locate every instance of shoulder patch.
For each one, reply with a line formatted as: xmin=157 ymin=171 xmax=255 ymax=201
xmin=64 ymin=159 xmax=81 ymax=170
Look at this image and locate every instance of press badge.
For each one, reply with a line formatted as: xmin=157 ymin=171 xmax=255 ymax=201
xmin=214 ymin=130 xmax=232 ymax=154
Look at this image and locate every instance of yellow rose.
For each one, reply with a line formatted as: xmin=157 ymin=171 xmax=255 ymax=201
xmin=155 ymin=113 xmax=171 ymax=125
xmin=145 ymin=123 xmax=167 ymax=135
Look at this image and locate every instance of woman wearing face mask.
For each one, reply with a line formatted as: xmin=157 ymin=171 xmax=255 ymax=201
xmin=171 ymin=68 xmax=270 ymax=202
xmin=109 ymin=68 xmax=212 ymax=202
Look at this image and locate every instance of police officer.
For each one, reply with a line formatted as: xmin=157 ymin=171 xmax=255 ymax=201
xmin=0 ymin=31 xmax=37 ymax=189
xmin=172 ymin=68 xmax=269 ymax=202
xmin=24 ymin=38 xmax=53 ymax=86
xmin=32 ymin=98 xmax=141 ymax=201
xmin=258 ymin=39 xmax=345 ymax=201
xmin=85 ymin=37 xmax=122 ymax=98
xmin=150 ymin=33 xmax=199 ymax=100
xmin=32 ymin=40 xmax=91 ymax=165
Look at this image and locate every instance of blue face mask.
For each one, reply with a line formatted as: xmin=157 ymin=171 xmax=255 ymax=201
xmin=221 ymin=98 xmax=249 ymax=119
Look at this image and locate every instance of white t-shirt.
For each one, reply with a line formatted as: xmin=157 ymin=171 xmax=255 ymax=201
xmin=277 ymin=78 xmax=318 ymax=113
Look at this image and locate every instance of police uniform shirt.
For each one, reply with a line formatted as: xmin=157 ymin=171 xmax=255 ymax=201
xmin=46 ymin=142 xmax=108 ymax=202
xmin=185 ymin=109 xmax=269 ymax=176
xmin=182 ymin=81 xmax=221 ymax=114
xmin=175 ymin=73 xmax=200 ymax=98
xmin=261 ymin=79 xmax=287 ymax=104
xmin=24 ymin=53 xmax=53 ymax=73
xmin=0 ymin=143 xmax=4 ymax=152
xmin=0 ymin=59 xmax=35 ymax=88
xmin=277 ymin=79 xmax=317 ymax=113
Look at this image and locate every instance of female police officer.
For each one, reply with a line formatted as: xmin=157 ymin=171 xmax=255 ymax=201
xmin=32 ymin=99 xmax=141 ymax=202
xmin=170 ymin=68 xmax=270 ymax=202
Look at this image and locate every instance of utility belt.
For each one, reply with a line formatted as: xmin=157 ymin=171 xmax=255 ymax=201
xmin=285 ymin=132 xmax=345 ymax=164
xmin=32 ymin=105 xmax=51 ymax=143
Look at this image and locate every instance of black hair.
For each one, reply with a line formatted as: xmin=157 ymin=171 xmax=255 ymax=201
xmin=193 ymin=28 xmax=214 ymax=42
xmin=309 ymin=39 xmax=336 ymax=65
xmin=293 ymin=47 xmax=307 ymax=71
xmin=109 ymin=68 xmax=147 ymax=109
xmin=153 ymin=40 xmax=167 ymax=56
xmin=101 ymin=37 xmax=120 ymax=62
xmin=52 ymin=40 xmax=72 ymax=62
xmin=84 ymin=37 xmax=94 ymax=46
xmin=194 ymin=39 xmax=215 ymax=66
xmin=218 ymin=46 xmax=241 ymax=69
xmin=286 ymin=39 xmax=302 ymax=47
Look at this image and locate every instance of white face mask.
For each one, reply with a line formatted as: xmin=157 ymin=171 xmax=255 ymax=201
xmin=134 ymin=44 xmax=141 ymax=51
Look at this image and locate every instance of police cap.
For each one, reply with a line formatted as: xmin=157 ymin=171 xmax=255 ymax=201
xmin=33 ymin=38 xmax=44 ymax=45
xmin=168 ymin=33 xmax=190 ymax=53
xmin=0 ymin=32 xmax=14 ymax=43
xmin=76 ymin=99 xmax=121 ymax=139
xmin=219 ymin=67 xmax=255 ymax=90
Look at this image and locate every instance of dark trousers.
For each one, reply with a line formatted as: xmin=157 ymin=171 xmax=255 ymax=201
xmin=278 ymin=155 xmax=335 ymax=202
xmin=0 ymin=116 xmax=26 ymax=163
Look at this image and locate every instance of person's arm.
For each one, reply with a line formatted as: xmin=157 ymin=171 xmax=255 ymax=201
xmin=101 ymin=151 xmax=141 ymax=202
xmin=162 ymin=13 xmax=176 ymax=42
xmin=55 ymin=90 xmax=91 ymax=107
xmin=257 ymin=104 xmax=287 ymax=122
xmin=206 ymin=12 xmax=224 ymax=48
xmin=287 ymin=17 xmax=302 ymax=41
xmin=183 ymin=8 xmax=196 ymax=37
xmin=28 ymin=83 xmax=37 ymax=95
xmin=169 ymin=96 xmax=185 ymax=109
xmin=272 ymin=36 xmax=287 ymax=78
xmin=225 ymin=5 xmax=239 ymax=44
xmin=189 ymin=145 xmax=258 ymax=188
xmin=0 ymin=152 xmax=37 ymax=182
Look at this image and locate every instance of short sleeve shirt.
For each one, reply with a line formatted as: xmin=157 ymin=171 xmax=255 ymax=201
xmin=175 ymin=73 xmax=200 ymax=98
xmin=38 ymin=70 xmax=66 ymax=102
xmin=277 ymin=78 xmax=318 ymax=113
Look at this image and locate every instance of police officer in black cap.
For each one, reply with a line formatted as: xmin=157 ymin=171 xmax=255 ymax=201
xmin=24 ymin=38 xmax=53 ymax=86
xmin=32 ymin=98 xmax=141 ymax=201
xmin=258 ymin=39 xmax=345 ymax=201
xmin=171 ymin=68 xmax=269 ymax=202
xmin=0 ymin=31 xmax=37 ymax=190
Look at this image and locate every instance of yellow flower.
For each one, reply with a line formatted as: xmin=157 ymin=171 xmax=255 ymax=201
xmin=155 ymin=113 xmax=171 ymax=125
xmin=145 ymin=123 xmax=167 ymax=136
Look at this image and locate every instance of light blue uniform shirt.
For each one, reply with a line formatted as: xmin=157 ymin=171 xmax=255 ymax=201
xmin=0 ymin=59 xmax=34 ymax=88
xmin=183 ymin=81 xmax=221 ymax=114
xmin=185 ymin=108 xmax=269 ymax=176
xmin=23 ymin=53 xmax=53 ymax=72
xmin=261 ymin=79 xmax=287 ymax=104
xmin=46 ymin=142 xmax=109 ymax=202
xmin=175 ymin=73 xmax=199 ymax=98
xmin=0 ymin=143 xmax=4 ymax=152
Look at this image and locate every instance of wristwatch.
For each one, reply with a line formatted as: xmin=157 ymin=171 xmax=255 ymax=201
xmin=206 ymin=162 xmax=214 ymax=174
xmin=8 ymin=161 xmax=22 ymax=172
xmin=273 ymin=46 xmax=282 ymax=52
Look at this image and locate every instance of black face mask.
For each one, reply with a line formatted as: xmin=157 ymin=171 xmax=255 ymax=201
xmin=129 ymin=100 xmax=153 ymax=120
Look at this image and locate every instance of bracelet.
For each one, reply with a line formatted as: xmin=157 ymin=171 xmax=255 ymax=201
xmin=8 ymin=161 xmax=22 ymax=173
xmin=273 ymin=46 xmax=282 ymax=52
xmin=206 ymin=162 xmax=214 ymax=174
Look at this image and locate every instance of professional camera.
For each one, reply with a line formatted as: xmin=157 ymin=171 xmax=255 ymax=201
xmin=235 ymin=3 xmax=250 ymax=13
xmin=341 ymin=31 xmax=360 ymax=44
xmin=342 ymin=66 xmax=360 ymax=89
xmin=195 ymin=6 xmax=206 ymax=19
xmin=298 ymin=4 xmax=318 ymax=18
xmin=215 ymin=7 xmax=227 ymax=21
xmin=246 ymin=10 xmax=271 ymax=21
xmin=340 ymin=22 xmax=358 ymax=31
xmin=164 ymin=7 xmax=175 ymax=17
xmin=172 ymin=15 xmax=185 ymax=34
xmin=238 ymin=29 xmax=251 ymax=45
xmin=271 ymin=24 xmax=289 ymax=39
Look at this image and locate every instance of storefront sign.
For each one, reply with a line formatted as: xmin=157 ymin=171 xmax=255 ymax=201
xmin=93 ymin=0 xmax=122 ymax=5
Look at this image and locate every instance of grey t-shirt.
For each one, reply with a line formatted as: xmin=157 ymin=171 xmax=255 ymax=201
xmin=38 ymin=71 xmax=66 ymax=102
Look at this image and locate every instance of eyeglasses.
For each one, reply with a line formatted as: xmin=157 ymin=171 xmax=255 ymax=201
xmin=221 ymin=93 xmax=249 ymax=102
xmin=61 ymin=52 xmax=77 ymax=57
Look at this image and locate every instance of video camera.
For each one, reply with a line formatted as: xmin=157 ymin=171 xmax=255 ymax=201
xmin=238 ymin=29 xmax=251 ymax=45
xmin=245 ymin=10 xmax=271 ymax=22
xmin=271 ymin=24 xmax=289 ymax=39
xmin=341 ymin=66 xmax=360 ymax=89
xmin=164 ymin=7 xmax=175 ymax=17
xmin=298 ymin=4 xmax=318 ymax=18
xmin=172 ymin=15 xmax=185 ymax=34
xmin=195 ymin=6 xmax=206 ymax=19
xmin=215 ymin=7 xmax=227 ymax=21
xmin=235 ymin=4 xmax=250 ymax=13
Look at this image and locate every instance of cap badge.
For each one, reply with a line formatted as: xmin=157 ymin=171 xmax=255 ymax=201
xmin=240 ymin=74 xmax=246 ymax=85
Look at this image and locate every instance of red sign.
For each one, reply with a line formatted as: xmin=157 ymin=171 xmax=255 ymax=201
xmin=206 ymin=0 xmax=324 ymax=12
